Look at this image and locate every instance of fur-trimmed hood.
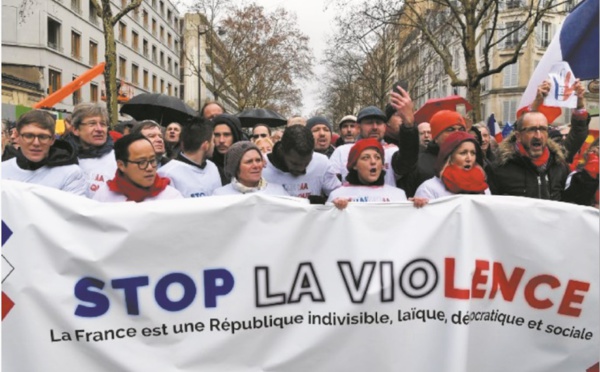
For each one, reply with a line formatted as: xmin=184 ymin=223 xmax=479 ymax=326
xmin=495 ymin=132 xmax=566 ymax=166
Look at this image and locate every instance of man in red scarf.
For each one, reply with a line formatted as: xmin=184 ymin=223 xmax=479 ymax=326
xmin=93 ymin=133 xmax=182 ymax=202
xmin=487 ymin=111 xmax=570 ymax=200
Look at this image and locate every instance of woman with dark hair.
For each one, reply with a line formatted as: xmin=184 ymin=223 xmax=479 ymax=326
xmin=327 ymin=138 xmax=407 ymax=209
xmin=414 ymin=131 xmax=490 ymax=202
xmin=563 ymin=138 xmax=599 ymax=208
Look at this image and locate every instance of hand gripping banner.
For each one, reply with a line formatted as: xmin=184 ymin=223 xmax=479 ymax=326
xmin=1 ymin=180 xmax=598 ymax=371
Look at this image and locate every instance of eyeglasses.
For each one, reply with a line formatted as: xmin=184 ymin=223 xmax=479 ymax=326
xmin=80 ymin=121 xmax=109 ymax=128
xmin=252 ymin=133 xmax=269 ymax=139
xmin=520 ymin=126 xmax=549 ymax=134
xmin=126 ymin=158 xmax=158 ymax=170
xmin=20 ymin=133 xmax=54 ymax=144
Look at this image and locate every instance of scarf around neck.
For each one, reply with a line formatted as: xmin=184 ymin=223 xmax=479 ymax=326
xmin=107 ymin=170 xmax=170 ymax=202
xmin=230 ymin=177 xmax=268 ymax=194
xmin=441 ymin=164 xmax=488 ymax=194
xmin=516 ymin=142 xmax=550 ymax=169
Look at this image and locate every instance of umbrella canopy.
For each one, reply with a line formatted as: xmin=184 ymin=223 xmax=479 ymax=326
xmin=414 ymin=95 xmax=473 ymax=124
xmin=236 ymin=108 xmax=287 ymax=128
xmin=120 ymin=93 xmax=197 ymax=125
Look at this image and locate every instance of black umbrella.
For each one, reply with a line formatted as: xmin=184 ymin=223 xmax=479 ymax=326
xmin=236 ymin=108 xmax=287 ymax=128
xmin=120 ymin=93 xmax=197 ymax=125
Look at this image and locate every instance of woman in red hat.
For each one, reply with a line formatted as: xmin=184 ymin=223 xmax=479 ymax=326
xmin=327 ymin=138 xmax=407 ymax=209
xmin=413 ymin=131 xmax=490 ymax=205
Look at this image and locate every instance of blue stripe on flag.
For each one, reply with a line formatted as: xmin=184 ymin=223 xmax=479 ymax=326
xmin=560 ymin=0 xmax=599 ymax=80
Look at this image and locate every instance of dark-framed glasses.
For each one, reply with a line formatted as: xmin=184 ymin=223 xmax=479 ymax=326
xmin=520 ymin=126 xmax=549 ymax=134
xmin=126 ymin=158 xmax=158 ymax=170
xmin=81 ymin=121 xmax=108 ymax=128
xmin=20 ymin=133 xmax=54 ymax=144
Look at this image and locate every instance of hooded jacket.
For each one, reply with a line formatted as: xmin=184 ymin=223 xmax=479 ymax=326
xmin=486 ymin=133 xmax=569 ymax=200
xmin=211 ymin=114 xmax=244 ymax=184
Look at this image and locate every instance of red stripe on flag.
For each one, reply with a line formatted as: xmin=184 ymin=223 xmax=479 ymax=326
xmin=2 ymin=292 xmax=14 ymax=320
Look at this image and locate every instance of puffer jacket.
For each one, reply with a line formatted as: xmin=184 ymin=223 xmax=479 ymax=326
xmin=487 ymin=133 xmax=570 ymax=200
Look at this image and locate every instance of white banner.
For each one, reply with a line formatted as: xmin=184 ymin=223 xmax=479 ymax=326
xmin=2 ymin=180 xmax=599 ymax=372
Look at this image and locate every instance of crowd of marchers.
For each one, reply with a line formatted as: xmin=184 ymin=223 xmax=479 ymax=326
xmin=2 ymin=79 xmax=598 ymax=210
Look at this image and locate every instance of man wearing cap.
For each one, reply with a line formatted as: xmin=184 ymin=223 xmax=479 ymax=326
xmin=158 ymin=117 xmax=221 ymax=198
xmin=335 ymin=115 xmax=359 ymax=147
xmin=306 ymin=116 xmax=336 ymax=158
xmin=2 ymin=110 xmax=87 ymax=196
xmin=330 ymin=100 xmax=415 ymax=187
xmin=262 ymin=124 xmax=341 ymax=203
xmin=211 ymin=114 xmax=245 ymax=184
xmin=394 ymin=109 xmax=468 ymax=197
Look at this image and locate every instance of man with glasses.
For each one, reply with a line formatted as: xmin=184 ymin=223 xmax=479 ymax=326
xmin=93 ymin=133 xmax=182 ymax=202
xmin=131 ymin=120 xmax=170 ymax=168
xmin=2 ymin=110 xmax=87 ymax=196
xmin=64 ymin=102 xmax=117 ymax=197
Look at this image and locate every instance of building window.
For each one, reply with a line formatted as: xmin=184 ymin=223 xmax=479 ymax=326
xmin=505 ymin=0 xmax=522 ymax=9
xmin=143 ymin=39 xmax=149 ymax=58
xmin=72 ymin=76 xmax=82 ymax=105
xmin=167 ymin=83 xmax=172 ymax=95
xmin=152 ymin=45 xmax=157 ymax=63
xmin=48 ymin=18 xmax=62 ymax=51
xmin=90 ymin=83 xmax=98 ymax=102
xmin=119 ymin=57 xmax=127 ymax=79
xmin=71 ymin=0 xmax=82 ymax=14
xmin=159 ymin=1 xmax=164 ymax=16
xmin=132 ymin=30 xmax=139 ymax=51
xmin=503 ymin=61 xmax=519 ymax=87
xmin=152 ymin=75 xmax=157 ymax=93
xmin=89 ymin=40 xmax=98 ymax=65
xmin=160 ymin=26 xmax=164 ymax=42
xmin=174 ymin=40 xmax=179 ymax=53
xmin=167 ymin=9 xmax=172 ymax=22
xmin=119 ymin=22 xmax=127 ymax=43
xmin=143 ymin=70 xmax=149 ymax=89
xmin=504 ymin=21 xmax=520 ymax=48
xmin=540 ymin=22 xmax=552 ymax=48
xmin=502 ymin=100 xmax=518 ymax=123
xmin=167 ymin=57 xmax=172 ymax=73
xmin=174 ymin=61 xmax=178 ymax=74
xmin=167 ymin=33 xmax=172 ymax=48
xmin=152 ymin=18 xmax=157 ymax=36
xmin=132 ymin=64 xmax=139 ymax=85
xmin=89 ymin=1 xmax=99 ymax=25
xmin=133 ymin=6 xmax=140 ymax=21
xmin=174 ymin=86 xmax=178 ymax=98
xmin=71 ymin=31 xmax=81 ymax=60
xmin=160 ymin=51 xmax=164 ymax=68
xmin=143 ymin=9 xmax=148 ymax=28
xmin=160 ymin=79 xmax=164 ymax=93
xmin=49 ymin=69 xmax=62 ymax=94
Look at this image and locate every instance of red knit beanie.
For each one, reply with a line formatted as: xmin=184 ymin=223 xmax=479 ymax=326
xmin=347 ymin=138 xmax=384 ymax=171
xmin=434 ymin=131 xmax=483 ymax=176
xmin=430 ymin=110 xmax=466 ymax=140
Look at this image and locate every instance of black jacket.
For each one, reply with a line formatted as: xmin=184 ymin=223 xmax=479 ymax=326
xmin=392 ymin=127 xmax=435 ymax=198
xmin=487 ymin=133 xmax=569 ymax=200
xmin=562 ymin=169 xmax=598 ymax=206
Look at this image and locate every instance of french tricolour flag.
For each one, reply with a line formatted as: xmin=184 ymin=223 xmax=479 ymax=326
xmin=487 ymin=113 xmax=503 ymax=142
xmin=517 ymin=0 xmax=599 ymax=123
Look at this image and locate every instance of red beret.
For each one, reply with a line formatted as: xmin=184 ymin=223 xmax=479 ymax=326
xmin=347 ymin=138 xmax=384 ymax=171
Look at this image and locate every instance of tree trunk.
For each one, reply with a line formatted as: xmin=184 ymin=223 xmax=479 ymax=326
xmin=101 ymin=6 xmax=117 ymax=127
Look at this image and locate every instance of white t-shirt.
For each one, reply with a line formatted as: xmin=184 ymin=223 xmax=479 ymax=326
xmin=157 ymin=158 xmax=221 ymax=198
xmin=414 ymin=176 xmax=491 ymax=200
xmin=2 ymin=158 xmax=88 ymax=196
xmin=330 ymin=142 xmax=399 ymax=186
xmin=326 ymin=184 xmax=407 ymax=203
xmin=92 ymin=183 xmax=183 ymax=202
xmin=78 ymin=150 xmax=118 ymax=198
xmin=262 ymin=152 xmax=341 ymax=199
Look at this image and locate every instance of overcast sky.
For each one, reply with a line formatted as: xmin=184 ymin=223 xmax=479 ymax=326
xmin=241 ymin=0 xmax=338 ymax=116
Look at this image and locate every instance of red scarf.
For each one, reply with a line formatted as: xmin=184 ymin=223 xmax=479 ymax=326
xmin=517 ymin=142 xmax=550 ymax=168
xmin=583 ymin=154 xmax=599 ymax=179
xmin=107 ymin=171 xmax=171 ymax=202
xmin=441 ymin=164 xmax=488 ymax=194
